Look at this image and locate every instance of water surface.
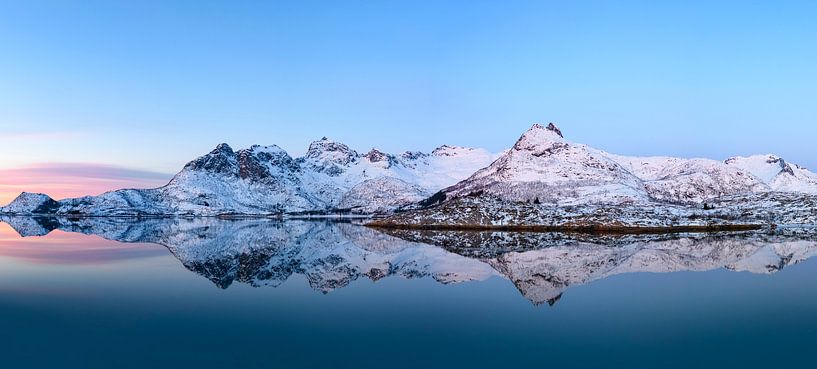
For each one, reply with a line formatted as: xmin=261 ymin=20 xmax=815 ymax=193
xmin=1 ymin=217 xmax=816 ymax=369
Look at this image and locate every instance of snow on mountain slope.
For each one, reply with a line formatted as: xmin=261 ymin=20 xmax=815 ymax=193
xmin=725 ymin=155 xmax=817 ymax=194
xmin=610 ymin=155 xmax=769 ymax=204
xmin=430 ymin=123 xmax=650 ymax=206
xmin=422 ymin=123 xmax=793 ymax=209
xmin=159 ymin=143 xmax=322 ymax=215
xmin=3 ymin=122 xmax=815 ymax=218
xmin=337 ymin=177 xmax=430 ymax=214
xmin=1 ymin=138 xmax=499 ymax=216
xmin=0 ymin=192 xmax=59 ymax=214
xmin=296 ymin=139 xmax=500 ymax=210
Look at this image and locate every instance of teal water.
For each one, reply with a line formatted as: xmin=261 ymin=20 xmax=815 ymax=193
xmin=1 ymin=219 xmax=816 ymax=369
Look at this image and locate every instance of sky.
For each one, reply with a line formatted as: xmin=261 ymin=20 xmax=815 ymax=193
xmin=1 ymin=0 xmax=816 ymax=204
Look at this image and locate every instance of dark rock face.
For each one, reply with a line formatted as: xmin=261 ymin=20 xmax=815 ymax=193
xmin=431 ymin=145 xmax=458 ymax=156
xmin=546 ymin=122 xmax=563 ymax=138
xmin=184 ymin=143 xmax=238 ymax=175
xmin=400 ymin=151 xmax=427 ymax=161
xmin=237 ymin=147 xmax=300 ymax=182
xmin=770 ymin=157 xmax=797 ymax=176
xmin=363 ymin=149 xmax=396 ymax=168
xmin=33 ymin=198 xmax=61 ymax=214
xmin=237 ymin=150 xmax=271 ymax=181
xmin=363 ymin=149 xmax=390 ymax=162
xmin=1 ymin=192 xmax=60 ymax=215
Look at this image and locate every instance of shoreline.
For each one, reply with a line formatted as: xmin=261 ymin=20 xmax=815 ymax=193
xmin=365 ymin=222 xmax=767 ymax=234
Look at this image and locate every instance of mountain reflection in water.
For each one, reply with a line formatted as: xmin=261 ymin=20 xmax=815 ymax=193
xmin=2 ymin=216 xmax=816 ymax=306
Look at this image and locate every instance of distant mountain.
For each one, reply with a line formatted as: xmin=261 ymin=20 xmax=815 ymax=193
xmin=724 ymin=155 xmax=817 ymax=194
xmin=426 ymin=123 xmax=650 ymax=206
xmin=375 ymin=123 xmax=817 ymax=227
xmin=423 ymin=123 xmax=806 ymax=207
xmin=0 ymin=138 xmax=498 ymax=216
xmin=3 ymin=123 xmax=817 ymax=219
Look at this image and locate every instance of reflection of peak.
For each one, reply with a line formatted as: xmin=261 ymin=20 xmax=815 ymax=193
xmin=0 ymin=216 xmax=60 ymax=237
xmin=6 ymin=218 xmax=817 ymax=307
xmin=13 ymin=218 xmax=495 ymax=294
xmin=381 ymin=228 xmax=817 ymax=306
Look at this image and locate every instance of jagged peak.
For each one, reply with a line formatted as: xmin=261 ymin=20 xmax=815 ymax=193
xmin=545 ymin=122 xmax=563 ymax=138
xmin=527 ymin=122 xmax=563 ymax=137
xmin=303 ymin=137 xmax=359 ymax=170
xmin=400 ymin=150 xmax=428 ymax=161
xmin=247 ymin=144 xmax=287 ymax=156
xmin=363 ymin=148 xmax=392 ymax=163
xmin=9 ymin=192 xmax=54 ymax=203
xmin=306 ymin=137 xmax=356 ymax=156
xmin=723 ymin=154 xmax=803 ymax=184
xmin=432 ymin=145 xmax=477 ymax=157
xmin=212 ymin=143 xmax=234 ymax=155
xmin=183 ymin=143 xmax=239 ymax=174
xmin=1 ymin=192 xmax=58 ymax=214
xmin=512 ymin=122 xmax=566 ymax=152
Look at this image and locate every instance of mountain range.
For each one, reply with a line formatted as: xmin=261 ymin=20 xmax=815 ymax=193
xmin=3 ymin=123 xmax=817 ymax=225
xmin=1 ymin=138 xmax=497 ymax=216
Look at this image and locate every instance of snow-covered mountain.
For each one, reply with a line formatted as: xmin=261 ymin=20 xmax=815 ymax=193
xmin=724 ymin=155 xmax=817 ymax=194
xmin=428 ymin=123 xmax=650 ymax=206
xmin=0 ymin=192 xmax=60 ymax=214
xmin=2 ymin=122 xmax=816 ymax=219
xmin=0 ymin=138 xmax=499 ymax=216
xmin=425 ymin=123 xmax=798 ymax=208
xmin=376 ymin=123 xmax=817 ymax=227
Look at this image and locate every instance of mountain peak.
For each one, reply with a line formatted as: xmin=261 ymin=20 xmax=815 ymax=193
xmin=363 ymin=148 xmax=391 ymax=163
xmin=184 ymin=143 xmax=238 ymax=174
xmin=545 ymin=122 xmax=563 ymax=138
xmin=213 ymin=143 xmax=234 ymax=154
xmin=1 ymin=192 xmax=59 ymax=214
xmin=525 ymin=122 xmax=563 ymax=138
xmin=513 ymin=122 xmax=566 ymax=152
xmin=432 ymin=145 xmax=476 ymax=157
xmin=305 ymin=137 xmax=358 ymax=164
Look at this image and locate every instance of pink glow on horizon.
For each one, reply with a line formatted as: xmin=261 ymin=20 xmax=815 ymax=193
xmin=0 ymin=163 xmax=172 ymax=205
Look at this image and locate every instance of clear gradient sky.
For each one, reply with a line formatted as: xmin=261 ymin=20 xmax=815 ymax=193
xmin=1 ymin=1 xmax=816 ymax=204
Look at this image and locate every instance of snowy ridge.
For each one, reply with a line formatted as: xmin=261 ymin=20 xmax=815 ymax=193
xmin=2 ymin=122 xmax=816 ymax=218
xmin=433 ymin=123 xmax=649 ymax=206
xmin=382 ymin=123 xmax=817 ymax=227
xmin=0 ymin=192 xmax=59 ymax=214
xmin=0 ymin=139 xmax=500 ymax=216
xmin=610 ymin=155 xmax=769 ymax=204
xmin=725 ymin=155 xmax=817 ymax=194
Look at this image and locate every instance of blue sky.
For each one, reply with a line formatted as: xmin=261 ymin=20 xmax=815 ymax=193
xmin=1 ymin=0 xmax=816 ymax=201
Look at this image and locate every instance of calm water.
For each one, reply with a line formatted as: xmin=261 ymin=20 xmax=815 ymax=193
xmin=1 ymin=217 xmax=817 ymax=369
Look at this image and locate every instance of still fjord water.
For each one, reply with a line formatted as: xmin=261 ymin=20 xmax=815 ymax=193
xmin=0 ymin=218 xmax=816 ymax=369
